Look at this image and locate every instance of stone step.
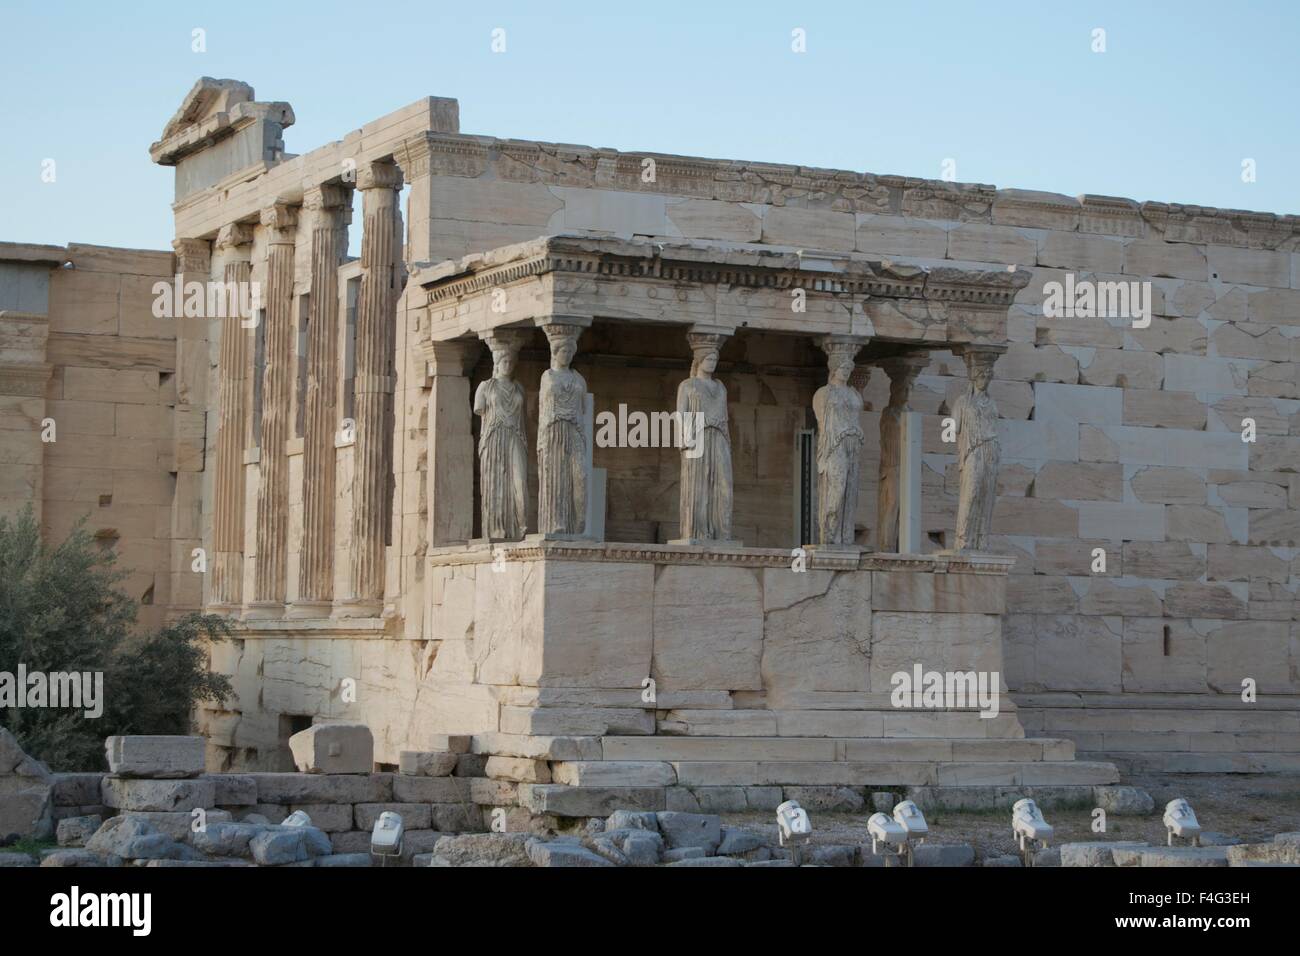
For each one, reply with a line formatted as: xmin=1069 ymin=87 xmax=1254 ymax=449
xmin=520 ymin=757 xmax=1117 ymax=801
xmin=601 ymin=736 xmax=1073 ymax=763
xmin=658 ymin=710 xmax=1027 ymax=739
xmin=1081 ymin=750 xmax=1300 ymax=774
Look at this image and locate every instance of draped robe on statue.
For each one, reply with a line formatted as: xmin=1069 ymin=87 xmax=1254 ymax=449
xmin=953 ymin=385 xmax=1000 ymax=551
xmin=677 ymin=376 xmax=733 ymax=541
xmin=474 ymin=377 xmax=527 ymax=540
xmin=813 ymin=382 xmax=864 ymax=545
xmin=537 ymin=367 xmax=587 ymax=535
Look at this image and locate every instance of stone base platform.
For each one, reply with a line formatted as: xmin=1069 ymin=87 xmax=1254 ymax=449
xmin=471 ymin=731 xmax=1119 ymax=817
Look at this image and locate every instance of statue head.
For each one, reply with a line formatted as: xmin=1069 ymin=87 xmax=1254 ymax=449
xmin=540 ymin=323 xmax=582 ymax=371
xmin=964 ymin=349 xmax=997 ymax=394
xmin=482 ymin=329 xmax=528 ymax=380
xmin=686 ymin=331 xmax=726 ymax=378
xmin=820 ymin=338 xmax=863 ymax=388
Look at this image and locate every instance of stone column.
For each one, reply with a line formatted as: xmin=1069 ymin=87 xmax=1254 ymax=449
xmin=169 ymin=236 xmax=212 ymax=615
xmin=210 ymin=222 xmax=254 ymax=608
xmin=426 ymin=340 xmax=480 ymax=547
xmin=345 ymin=163 xmax=403 ymax=610
xmin=671 ymin=325 xmax=737 ymax=546
xmin=812 ymin=335 xmax=868 ymax=549
xmin=296 ymin=184 xmax=350 ymax=612
xmin=875 ymin=355 xmax=925 ymax=553
xmin=953 ymin=346 xmax=1004 ymax=552
xmin=249 ymin=202 xmax=297 ymax=613
xmin=535 ymin=318 xmax=591 ymax=538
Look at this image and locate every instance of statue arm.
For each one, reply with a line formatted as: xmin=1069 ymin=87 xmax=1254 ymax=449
xmin=473 ymin=380 xmax=489 ymax=416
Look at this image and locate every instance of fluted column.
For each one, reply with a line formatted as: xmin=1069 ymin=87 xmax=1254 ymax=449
xmin=249 ymin=202 xmax=297 ymax=612
xmin=345 ymin=163 xmax=403 ymax=609
xmin=210 ymin=222 xmax=254 ymax=607
xmin=875 ymin=354 xmax=926 ymax=553
xmin=295 ymin=184 xmax=350 ymax=611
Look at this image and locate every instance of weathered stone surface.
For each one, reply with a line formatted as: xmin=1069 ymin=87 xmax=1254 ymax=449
xmin=782 ymin=785 xmax=866 ymax=814
xmin=526 ymin=838 xmax=615 ymax=867
xmin=251 ymin=773 xmax=392 ymax=804
xmin=289 ymin=723 xmax=374 ymax=774
xmin=85 ymin=816 xmax=177 ymax=860
xmin=105 ymin=735 xmax=205 ymax=778
xmin=354 ymin=803 xmax=432 ymax=831
xmin=1093 ymin=786 xmax=1155 ymax=815
xmin=1060 ymin=841 xmax=1148 ymax=867
xmin=391 ymin=775 xmax=470 ymax=803
xmin=191 ymin=821 xmax=270 ymax=857
xmin=399 ymin=751 xmax=459 ymax=777
xmin=0 ymin=728 xmax=53 ymax=839
xmin=1137 ymin=847 xmax=1229 ymax=867
xmin=522 ymin=785 xmax=666 ymax=817
xmin=249 ymin=826 xmax=333 ymax=865
xmin=551 ymin=761 xmax=675 ymax=787
xmin=101 ymin=777 xmax=214 ymax=812
xmin=622 ymin=831 xmax=663 ymax=865
xmin=912 ymin=844 xmax=976 ymax=867
xmin=485 ymin=756 xmax=551 ymax=783
xmin=0 ymin=851 xmax=37 ymax=867
xmin=606 ymin=809 xmax=659 ymax=832
xmin=208 ymin=774 xmax=256 ymax=806
xmin=655 ymin=811 xmax=722 ymax=853
xmin=717 ymin=826 xmax=766 ymax=857
xmin=55 ymin=814 xmax=102 ymax=847
xmin=124 ymin=809 xmax=232 ymax=841
xmin=40 ymin=849 xmax=108 ymax=867
xmin=431 ymin=832 xmax=534 ymax=867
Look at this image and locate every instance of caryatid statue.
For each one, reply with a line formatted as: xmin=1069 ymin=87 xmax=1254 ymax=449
xmin=875 ymin=355 xmax=924 ymax=552
xmin=812 ymin=338 xmax=866 ymax=547
xmin=675 ymin=331 xmax=733 ymax=543
xmin=474 ymin=330 xmax=529 ymax=541
xmin=953 ymin=348 xmax=1002 ymax=552
xmin=537 ymin=323 xmax=588 ymax=536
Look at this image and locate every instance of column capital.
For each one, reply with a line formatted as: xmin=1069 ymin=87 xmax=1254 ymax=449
xmin=172 ymin=237 xmax=210 ymax=274
xmin=303 ymin=183 xmax=350 ymax=211
xmin=259 ymin=201 xmax=298 ymax=240
xmin=215 ymin=221 xmax=255 ymax=252
xmin=357 ymin=161 xmax=403 ymax=192
xmin=534 ymin=313 xmax=593 ymax=331
xmin=479 ymin=327 xmax=531 ymax=358
xmin=817 ymin=334 xmax=868 ymax=365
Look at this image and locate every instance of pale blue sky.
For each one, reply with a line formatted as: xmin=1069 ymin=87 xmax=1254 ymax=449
xmin=2 ymin=0 xmax=1296 ymax=252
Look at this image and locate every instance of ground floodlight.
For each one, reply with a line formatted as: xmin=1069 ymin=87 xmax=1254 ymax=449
xmin=892 ymin=800 xmax=929 ymax=842
xmin=867 ymin=812 xmax=907 ymax=857
xmin=1163 ymin=798 xmax=1201 ymax=847
xmin=776 ymin=800 xmax=811 ymax=847
xmin=1012 ymin=798 xmax=1054 ymax=865
xmin=370 ymin=811 xmax=404 ymax=864
xmin=282 ymin=810 xmax=312 ymax=827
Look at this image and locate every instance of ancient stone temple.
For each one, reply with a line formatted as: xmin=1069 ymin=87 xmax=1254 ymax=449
xmin=5 ymin=77 xmax=1298 ymax=808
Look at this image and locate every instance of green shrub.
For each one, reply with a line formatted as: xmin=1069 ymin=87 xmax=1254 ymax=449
xmin=0 ymin=506 xmax=233 ymax=770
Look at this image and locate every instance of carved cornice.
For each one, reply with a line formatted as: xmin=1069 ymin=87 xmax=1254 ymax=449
xmin=421 ymin=236 xmax=1028 ymax=310
xmin=426 ymin=540 xmax=1015 ymax=575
